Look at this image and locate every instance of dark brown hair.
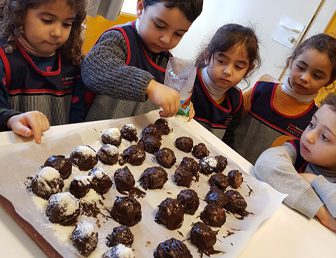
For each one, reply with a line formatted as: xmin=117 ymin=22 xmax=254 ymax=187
xmin=286 ymin=33 xmax=336 ymax=84
xmin=0 ymin=0 xmax=87 ymax=65
xmin=195 ymin=23 xmax=261 ymax=78
xmin=143 ymin=0 xmax=203 ymax=22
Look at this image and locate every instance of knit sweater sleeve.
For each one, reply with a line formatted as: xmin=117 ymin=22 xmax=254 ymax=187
xmin=254 ymin=143 xmax=324 ymax=218
xmin=311 ymin=176 xmax=336 ymax=217
xmin=81 ymin=29 xmax=154 ymax=102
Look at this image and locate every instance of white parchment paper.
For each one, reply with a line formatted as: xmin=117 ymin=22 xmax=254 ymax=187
xmin=0 ymin=110 xmax=285 ymax=258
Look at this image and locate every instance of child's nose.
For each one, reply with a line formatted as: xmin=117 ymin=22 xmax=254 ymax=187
xmin=223 ymin=65 xmax=233 ymax=76
xmin=300 ymin=72 xmax=310 ymax=84
xmin=305 ymin=130 xmax=316 ymax=143
xmin=51 ymin=25 xmax=62 ymax=38
xmin=160 ymin=33 xmax=172 ymax=45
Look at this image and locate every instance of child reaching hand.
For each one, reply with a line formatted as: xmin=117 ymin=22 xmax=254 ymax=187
xmin=192 ymin=23 xmax=260 ymax=147
xmin=82 ymin=0 xmax=203 ymax=121
xmin=234 ymin=33 xmax=336 ymax=164
xmin=255 ymin=93 xmax=336 ymax=232
xmin=0 ymin=0 xmax=88 ymax=143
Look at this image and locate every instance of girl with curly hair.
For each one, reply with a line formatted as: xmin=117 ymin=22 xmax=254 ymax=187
xmin=0 ymin=0 xmax=89 ymax=143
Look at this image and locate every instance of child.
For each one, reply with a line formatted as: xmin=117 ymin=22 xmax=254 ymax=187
xmin=191 ymin=23 xmax=260 ymax=147
xmin=255 ymin=93 xmax=336 ymax=232
xmin=233 ymin=33 xmax=336 ymax=164
xmin=81 ymin=0 xmax=203 ymax=121
xmin=0 ymin=0 xmax=88 ymax=143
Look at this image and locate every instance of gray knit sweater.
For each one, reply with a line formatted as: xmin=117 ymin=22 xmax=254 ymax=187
xmin=81 ymin=27 xmax=168 ymax=120
xmin=254 ymin=142 xmax=336 ymax=218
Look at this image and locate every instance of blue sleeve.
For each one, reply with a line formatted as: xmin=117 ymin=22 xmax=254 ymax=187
xmin=0 ymin=57 xmax=21 ymax=131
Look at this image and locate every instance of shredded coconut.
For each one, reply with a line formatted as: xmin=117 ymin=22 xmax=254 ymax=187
xmin=202 ymin=156 xmax=218 ymax=168
xmin=102 ymin=128 xmax=121 ymax=139
xmin=101 ymin=144 xmax=119 ymax=155
xmin=89 ymin=167 xmax=106 ymax=179
xmin=73 ymin=220 xmax=95 ymax=237
xmin=36 ymin=166 xmax=60 ymax=181
xmin=73 ymin=145 xmax=96 ymax=156
xmin=123 ymin=124 xmax=136 ymax=131
xmin=48 ymin=192 xmax=79 ymax=216
xmin=73 ymin=175 xmax=92 ymax=186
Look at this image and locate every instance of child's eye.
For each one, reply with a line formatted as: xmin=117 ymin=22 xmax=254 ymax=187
xmin=308 ymin=121 xmax=315 ymax=128
xmin=235 ymin=64 xmax=246 ymax=70
xmin=321 ymin=134 xmax=329 ymax=142
xmin=41 ymin=18 xmax=53 ymax=24
xmin=174 ymin=32 xmax=184 ymax=37
xmin=312 ymin=74 xmax=323 ymax=80
xmin=63 ymin=22 xmax=73 ymax=28
xmin=154 ymin=22 xmax=165 ymax=29
xmin=296 ymin=64 xmax=305 ymax=71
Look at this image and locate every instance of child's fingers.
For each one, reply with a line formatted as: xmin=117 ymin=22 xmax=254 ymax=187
xmin=41 ymin=115 xmax=50 ymax=131
xmin=11 ymin=123 xmax=32 ymax=138
xmin=159 ymin=103 xmax=170 ymax=117
xmin=26 ymin=113 xmax=44 ymax=144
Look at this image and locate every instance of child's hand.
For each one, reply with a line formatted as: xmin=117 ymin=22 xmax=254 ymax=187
xmin=187 ymin=101 xmax=195 ymax=121
xmin=146 ymin=80 xmax=180 ymax=117
xmin=7 ymin=111 xmax=50 ymax=144
xmin=316 ymin=206 xmax=336 ymax=232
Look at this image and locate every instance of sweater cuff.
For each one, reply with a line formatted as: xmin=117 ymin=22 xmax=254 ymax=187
xmin=291 ymin=187 xmax=324 ymax=218
xmin=0 ymin=109 xmax=21 ymax=131
xmin=312 ymin=175 xmax=336 ymax=217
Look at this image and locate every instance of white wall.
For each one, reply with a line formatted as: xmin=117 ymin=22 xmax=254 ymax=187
xmin=172 ymin=0 xmax=336 ymax=88
xmin=121 ymin=0 xmax=336 ymax=88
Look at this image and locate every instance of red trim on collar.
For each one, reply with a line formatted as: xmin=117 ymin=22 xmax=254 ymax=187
xmin=141 ymin=46 xmax=166 ymax=73
xmin=16 ymin=41 xmax=61 ymax=76
xmin=197 ymin=70 xmax=233 ymax=113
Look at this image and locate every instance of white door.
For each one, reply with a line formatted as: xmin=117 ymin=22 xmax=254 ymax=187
xmin=172 ymin=0 xmax=326 ymax=88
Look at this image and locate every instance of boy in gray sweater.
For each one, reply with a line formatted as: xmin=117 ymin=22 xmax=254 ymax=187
xmin=255 ymin=93 xmax=336 ymax=232
xmin=81 ymin=0 xmax=203 ymax=120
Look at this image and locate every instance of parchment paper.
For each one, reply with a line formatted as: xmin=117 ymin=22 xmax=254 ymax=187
xmin=0 ymin=110 xmax=285 ymax=258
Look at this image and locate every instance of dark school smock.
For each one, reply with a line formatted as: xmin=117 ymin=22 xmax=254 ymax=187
xmin=85 ymin=22 xmax=171 ymax=120
xmin=288 ymin=139 xmax=308 ymax=172
xmin=0 ymin=42 xmax=82 ymax=125
xmin=233 ymin=81 xmax=317 ymax=164
xmin=192 ymin=70 xmax=243 ymax=142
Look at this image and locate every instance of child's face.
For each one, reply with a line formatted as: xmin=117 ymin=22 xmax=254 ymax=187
xmin=20 ymin=0 xmax=75 ymax=56
xmin=300 ymin=104 xmax=336 ymax=170
xmin=206 ymin=44 xmax=250 ymax=90
xmin=289 ymin=48 xmax=332 ymax=96
xmin=136 ymin=1 xmax=192 ymax=53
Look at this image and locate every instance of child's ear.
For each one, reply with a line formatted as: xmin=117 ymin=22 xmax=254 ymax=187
xmin=136 ymin=0 xmax=144 ymax=17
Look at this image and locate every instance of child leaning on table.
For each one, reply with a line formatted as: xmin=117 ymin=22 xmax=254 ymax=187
xmin=82 ymin=0 xmax=203 ymax=121
xmin=233 ymin=33 xmax=336 ymax=164
xmin=191 ymin=23 xmax=261 ymax=147
xmin=0 ymin=0 xmax=90 ymax=143
xmin=254 ymin=93 xmax=336 ymax=232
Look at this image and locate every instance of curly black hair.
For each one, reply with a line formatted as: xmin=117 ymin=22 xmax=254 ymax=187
xmin=0 ymin=0 xmax=87 ymax=65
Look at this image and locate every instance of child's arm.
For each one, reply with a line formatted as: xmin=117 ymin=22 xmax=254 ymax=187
xmin=81 ymin=30 xmax=179 ymax=117
xmin=301 ymin=173 xmax=336 ymax=218
xmin=7 ymin=111 xmax=50 ymax=144
xmin=254 ymin=143 xmax=324 ymax=218
xmin=315 ymin=206 xmax=336 ymax=232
